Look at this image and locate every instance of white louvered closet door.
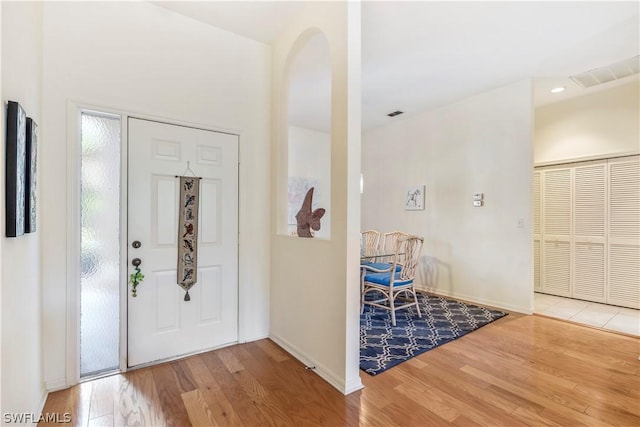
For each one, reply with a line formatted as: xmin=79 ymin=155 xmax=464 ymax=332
xmin=573 ymin=161 xmax=607 ymax=303
xmin=533 ymin=171 xmax=542 ymax=292
xmin=542 ymin=167 xmax=572 ymax=297
xmin=608 ymin=156 xmax=640 ymax=309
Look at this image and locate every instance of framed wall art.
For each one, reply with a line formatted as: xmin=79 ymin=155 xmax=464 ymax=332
xmin=25 ymin=117 xmax=38 ymax=233
xmin=5 ymin=101 xmax=27 ymax=237
xmin=404 ymin=185 xmax=425 ymax=210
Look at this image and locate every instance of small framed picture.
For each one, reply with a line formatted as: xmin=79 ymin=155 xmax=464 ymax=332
xmin=6 ymin=101 xmax=27 ymax=237
xmin=25 ymin=117 xmax=38 ymax=233
xmin=404 ymin=185 xmax=425 ymax=210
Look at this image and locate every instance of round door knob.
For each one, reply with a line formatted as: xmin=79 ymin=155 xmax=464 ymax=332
xmin=132 ymin=258 xmax=142 ymax=267
xmin=132 ymin=241 xmax=141 ymax=249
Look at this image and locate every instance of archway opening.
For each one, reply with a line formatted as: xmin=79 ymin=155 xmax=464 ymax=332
xmin=284 ymin=31 xmax=332 ymax=238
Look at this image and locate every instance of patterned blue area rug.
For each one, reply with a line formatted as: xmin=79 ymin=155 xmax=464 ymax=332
xmin=360 ymin=292 xmax=507 ymax=375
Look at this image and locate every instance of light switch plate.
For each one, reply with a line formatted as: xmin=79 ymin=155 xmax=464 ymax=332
xmin=473 ymin=193 xmax=484 ymax=201
xmin=473 ymin=200 xmax=483 ymax=207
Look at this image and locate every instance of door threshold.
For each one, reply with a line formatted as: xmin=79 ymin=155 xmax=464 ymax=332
xmin=533 ymin=313 xmax=639 ymax=338
xmin=127 ymin=340 xmax=239 ymax=371
xmin=80 ymin=368 xmax=121 ymax=383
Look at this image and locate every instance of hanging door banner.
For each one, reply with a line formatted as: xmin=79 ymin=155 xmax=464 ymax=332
xmin=177 ymin=176 xmax=201 ymax=301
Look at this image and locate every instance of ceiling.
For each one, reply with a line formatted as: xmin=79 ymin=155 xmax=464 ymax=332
xmin=154 ymin=1 xmax=640 ymax=131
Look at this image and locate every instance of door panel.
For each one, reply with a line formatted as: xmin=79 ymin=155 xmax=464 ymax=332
xmin=127 ymin=118 xmax=238 ymax=367
xmin=200 ymin=179 xmax=220 ymax=244
xmin=543 ymin=240 xmax=571 ymax=295
xmin=608 ymin=156 xmax=640 ymax=308
xmin=542 ymin=167 xmax=572 ymax=297
xmin=573 ymin=161 xmax=606 ymax=303
xmin=533 ymin=171 xmax=542 ymax=291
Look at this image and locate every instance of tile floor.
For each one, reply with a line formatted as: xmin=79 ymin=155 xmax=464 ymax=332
xmin=534 ymin=292 xmax=640 ymax=336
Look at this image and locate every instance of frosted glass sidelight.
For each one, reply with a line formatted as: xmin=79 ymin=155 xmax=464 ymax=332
xmin=80 ymin=112 xmax=121 ymax=377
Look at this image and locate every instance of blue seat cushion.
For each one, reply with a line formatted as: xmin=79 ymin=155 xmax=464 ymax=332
xmin=364 ymin=272 xmax=413 ymax=287
xmin=362 ymin=262 xmax=401 ymax=272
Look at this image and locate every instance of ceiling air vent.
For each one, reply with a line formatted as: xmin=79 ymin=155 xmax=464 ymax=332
xmin=570 ymin=55 xmax=639 ymax=88
xmin=387 ymin=110 xmax=404 ymax=117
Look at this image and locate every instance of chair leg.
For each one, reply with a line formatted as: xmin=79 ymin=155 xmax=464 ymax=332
xmin=360 ymin=272 xmax=365 ymax=314
xmin=413 ymin=290 xmax=422 ymax=318
xmin=390 ymin=290 xmax=396 ymax=326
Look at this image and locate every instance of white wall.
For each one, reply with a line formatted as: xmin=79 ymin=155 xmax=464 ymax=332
xmin=535 ymin=79 xmax=640 ymax=164
xmin=288 ymin=125 xmax=331 ymax=238
xmin=270 ymin=3 xmax=362 ymax=394
xmin=1 ymin=0 xmax=46 ymax=418
xmin=362 ymin=80 xmax=534 ymax=313
xmin=41 ymin=1 xmax=271 ymax=389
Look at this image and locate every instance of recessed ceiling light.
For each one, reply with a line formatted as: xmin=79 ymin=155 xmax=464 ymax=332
xmin=387 ymin=110 xmax=404 ymax=117
xmin=550 ymin=87 xmax=565 ymax=94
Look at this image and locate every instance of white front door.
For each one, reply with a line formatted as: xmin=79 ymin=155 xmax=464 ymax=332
xmin=127 ymin=118 xmax=238 ymax=367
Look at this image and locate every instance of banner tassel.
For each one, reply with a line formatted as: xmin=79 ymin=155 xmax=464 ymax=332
xmin=184 ymin=291 xmax=190 ymax=301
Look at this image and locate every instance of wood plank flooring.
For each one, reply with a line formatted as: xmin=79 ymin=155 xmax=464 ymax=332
xmin=40 ymin=313 xmax=640 ymax=426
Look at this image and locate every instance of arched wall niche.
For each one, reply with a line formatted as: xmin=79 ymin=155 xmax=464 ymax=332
xmin=277 ymin=27 xmax=332 ymax=239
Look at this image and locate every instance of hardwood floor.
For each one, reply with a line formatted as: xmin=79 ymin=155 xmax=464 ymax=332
xmin=40 ymin=313 xmax=639 ymax=426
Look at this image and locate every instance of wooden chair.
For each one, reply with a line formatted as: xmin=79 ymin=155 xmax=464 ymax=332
xmin=380 ymin=231 xmax=409 ymax=263
xmin=361 ymin=235 xmax=424 ymax=326
xmin=360 ymin=230 xmax=381 ymax=252
xmin=363 ymin=230 xmax=409 ymax=271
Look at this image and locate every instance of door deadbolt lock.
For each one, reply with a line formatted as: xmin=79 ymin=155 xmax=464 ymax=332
xmin=132 ymin=240 xmax=141 ymax=249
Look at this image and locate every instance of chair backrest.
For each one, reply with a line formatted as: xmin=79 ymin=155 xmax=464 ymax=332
xmin=394 ymin=235 xmax=424 ymax=282
xmin=381 ymin=231 xmax=409 ymax=259
xmin=361 ymin=230 xmax=381 ymax=251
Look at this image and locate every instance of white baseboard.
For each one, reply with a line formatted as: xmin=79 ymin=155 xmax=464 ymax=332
xmin=269 ymin=334 xmax=362 ymax=395
xmin=344 ymin=375 xmax=365 ymax=395
xmin=416 ymin=285 xmax=532 ymax=315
